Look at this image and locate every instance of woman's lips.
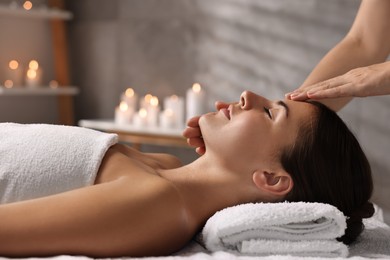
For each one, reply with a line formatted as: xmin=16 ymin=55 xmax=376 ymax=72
xmin=221 ymin=108 xmax=230 ymax=120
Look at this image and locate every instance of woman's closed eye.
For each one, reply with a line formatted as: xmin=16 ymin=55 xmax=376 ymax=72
xmin=264 ymin=107 xmax=272 ymax=119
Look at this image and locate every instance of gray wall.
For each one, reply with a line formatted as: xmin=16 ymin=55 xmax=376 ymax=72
xmin=67 ymin=0 xmax=199 ymax=121
xmin=67 ymin=0 xmax=389 ymax=222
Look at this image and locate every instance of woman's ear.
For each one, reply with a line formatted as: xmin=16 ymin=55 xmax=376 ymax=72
xmin=252 ymin=170 xmax=293 ymax=196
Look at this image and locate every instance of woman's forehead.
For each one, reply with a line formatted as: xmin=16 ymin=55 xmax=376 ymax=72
xmin=284 ymin=99 xmax=317 ymax=114
xmin=282 ymin=99 xmax=318 ymax=127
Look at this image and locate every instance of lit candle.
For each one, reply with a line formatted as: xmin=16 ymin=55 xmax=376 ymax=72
xmin=133 ymin=108 xmax=148 ymax=128
xmin=29 ymin=60 xmax=39 ymax=70
xmin=159 ymin=109 xmax=177 ymax=129
xmin=186 ymin=83 xmax=206 ymax=121
xmin=164 ymin=95 xmax=185 ymax=128
xmin=25 ymin=60 xmax=43 ymax=88
xmin=115 ymin=101 xmax=133 ymax=125
xmin=4 ymin=80 xmax=14 ymax=89
xmin=140 ymin=94 xmax=153 ymax=110
xmin=23 ymin=1 xmax=32 ymax=10
xmin=5 ymin=60 xmax=23 ymax=87
xmin=121 ymin=88 xmax=138 ymax=112
xmin=147 ymin=96 xmax=160 ymax=127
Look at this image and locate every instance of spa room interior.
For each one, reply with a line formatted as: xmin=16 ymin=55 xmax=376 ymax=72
xmin=0 ymin=0 xmax=389 ymax=258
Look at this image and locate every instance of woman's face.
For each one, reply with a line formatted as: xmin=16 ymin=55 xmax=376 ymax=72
xmin=199 ymin=91 xmax=317 ymax=172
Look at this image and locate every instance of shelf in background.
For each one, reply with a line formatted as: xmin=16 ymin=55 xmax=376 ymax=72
xmin=0 ymin=5 xmax=73 ymax=20
xmin=0 ymin=86 xmax=79 ymax=96
xmin=79 ymin=119 xmax=184 ymax=137
xmin=79 ymin=119 xmax=188 ymax=149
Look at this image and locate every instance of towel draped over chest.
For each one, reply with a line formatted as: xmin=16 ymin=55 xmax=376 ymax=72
xmin=0 ymin=123 xmax=118 ymax=204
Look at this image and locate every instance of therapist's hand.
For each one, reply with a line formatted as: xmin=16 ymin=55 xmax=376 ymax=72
xmin=287 ymin=61 xmax=390 ymax=101
xmin=182 ymin=101 xmax=231 ymax=156
xmin=183 ymin=116 xmax=205 ymax=155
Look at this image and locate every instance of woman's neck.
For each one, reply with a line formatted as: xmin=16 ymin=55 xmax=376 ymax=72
xmin=157 ymin=155 xmax=259 ymax=229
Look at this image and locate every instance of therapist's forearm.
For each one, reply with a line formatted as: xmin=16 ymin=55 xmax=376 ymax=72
xmin=300 ymin=37 xmax=385 ymax=111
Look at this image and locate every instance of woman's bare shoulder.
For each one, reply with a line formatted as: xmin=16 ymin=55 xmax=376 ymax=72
xmin=145 ymin=152 xmax=183 ymax=169
xmin=112 ymin=143 xmax=183 ymax=169
xmin=111 ymin=176 xmax=194 ymax=256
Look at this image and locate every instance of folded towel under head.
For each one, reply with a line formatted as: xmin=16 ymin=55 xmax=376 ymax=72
xmin=200 ymin=201 xmax=348 ymax=258
xmin=0 ymin=123 xmax=118 ymax=204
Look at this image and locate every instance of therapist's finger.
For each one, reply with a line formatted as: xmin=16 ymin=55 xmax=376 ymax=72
xmin=288 ymin=90 xmax=310 ymax=101
xmin=182 ymin=126 xmax=202 ymax=139
xmin=286 ymin=87 xmax=310 ymax=100
xmin=186 ymin=116 xmax=201 ymax=127
xmin=289 ymin=78 xmax=340 ymax=100
xmin=196 ymin=146 xmax=206 ymax=156
xmin=303 ymin=77 xmax=347 ymax=99
xmin=187 ymin=137 xmax=204 ymax=148
xmin=307 ymin=83 xmax=353 ymax=99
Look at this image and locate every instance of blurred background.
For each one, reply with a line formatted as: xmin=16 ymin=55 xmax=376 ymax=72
xmin=0 ymin=0 xmax=389 ymax=223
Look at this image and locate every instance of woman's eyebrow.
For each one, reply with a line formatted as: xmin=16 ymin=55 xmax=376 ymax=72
xmin=277 ymin=100 xmax=289 ymax=118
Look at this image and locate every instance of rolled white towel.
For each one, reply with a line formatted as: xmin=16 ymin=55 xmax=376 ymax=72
xmin=200 ymin=202 xmax=348 ymax=257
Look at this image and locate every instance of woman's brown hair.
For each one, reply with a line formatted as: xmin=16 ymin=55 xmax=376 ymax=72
xmin=282 ymin=101 xmax=374 ymax=244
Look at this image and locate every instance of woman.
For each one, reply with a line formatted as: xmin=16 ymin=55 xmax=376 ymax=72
xmin=0 ymin=91 xmax=373 ymax=257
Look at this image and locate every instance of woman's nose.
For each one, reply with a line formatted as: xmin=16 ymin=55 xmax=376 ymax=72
xmin=240 ymin=91 xmax=255 ymax=110
xmin=240 ymin=91 xmax=269 ymax=110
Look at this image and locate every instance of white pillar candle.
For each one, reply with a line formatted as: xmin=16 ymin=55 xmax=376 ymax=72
xmin=159 ymin=109 xmax=177 ymax=129
xmin=133 ymin=108 xmax=148 ymax=128
xmin=140 ymin=93 xmax=153 ymax=110
xmin=25 ymin=60 xmax=43 ymax=88
xmin=186 ymin=83 xmax=206 ymax=121
xmin=121 ymin=88 xmax=138 ymax=112
xmin=5 ymin=60 xmax=23 ymax=87
xmin=115 ymin=101 xmax=133 ymax=125
xmin=147 ymin=96 xmax=160 ymax=127
xmin=164 ymin=95 xmax=185 ymax=128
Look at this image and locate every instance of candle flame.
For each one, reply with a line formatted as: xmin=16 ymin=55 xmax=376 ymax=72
xmin=4 ymin=80 xmax=13 ymax=88
xmin=27 ymin=69 xmax=37 ymax=79
xmin=192 ymin=83 xmax=201 ymax=93
xmin=144 ymin=94 xmax=153 ymax=103
xmin=119 ymin=101 xmax=128 ymax=111
xmin=23 ymin=1 xmax=32 ymax=10
xmin=150 ymin=96 xmax=159 ymax=107
xmin=29 ymin=60 xmax=39 ymax=70
xmin=125 ymin=88 xmax=134 ymax=97
xmin=139 ymin=108 xmax=148 ymax=118
xmin=9 ymin=60 xmax=19 ymax=70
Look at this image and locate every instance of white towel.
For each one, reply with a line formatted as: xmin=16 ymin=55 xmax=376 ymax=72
xmin=349 ymin=215 xmax=390 ymax=258
xmin=200 ymin=202 xmax=348 ymax=258
xmin=0 ymin=123 xmax=118 ymax=204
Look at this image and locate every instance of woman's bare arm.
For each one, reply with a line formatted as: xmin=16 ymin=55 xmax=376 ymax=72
xmin=288 ymin=0 xmax=390 ymax=111
xmin=0 ymin=169 xmax=190 ymax=257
